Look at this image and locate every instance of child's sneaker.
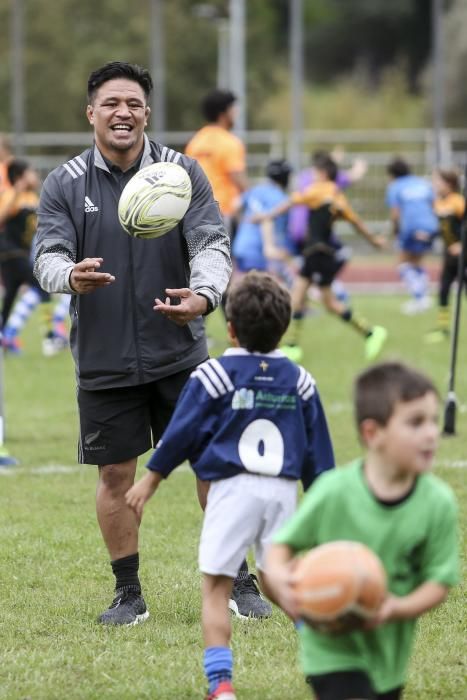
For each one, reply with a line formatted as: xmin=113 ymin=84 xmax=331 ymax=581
xmin=365 ymin=326 xmax=388 ymax=361
xmin=0 ymin=447 xmax=19 ymax=467
xmin=2 ymin=337 xmax=22 ymax=355
xmin=206 ymin=681 xmax=237 ymax=700
xmin=424 ymin=328 xmax=449 ymax=344
xmin=42 ymin=331 xmax=69 ymax=357
xmin=280 ymin=344 xmax=303 ymax=363
xmin=401 ymin=297 xmax=433 ymax=315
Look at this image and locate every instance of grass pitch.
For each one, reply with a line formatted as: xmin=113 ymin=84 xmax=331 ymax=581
xmin=1 ymin=294 xmax=466 ymax=699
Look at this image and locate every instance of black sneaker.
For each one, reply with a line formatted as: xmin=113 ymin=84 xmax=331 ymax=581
xmin=97 ymin=587 xmax=149 ymax=626
xmin=228 ymin=574 xmax=272 ymax=619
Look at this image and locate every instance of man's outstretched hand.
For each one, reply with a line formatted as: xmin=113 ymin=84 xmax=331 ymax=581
xmin=154 ymin=288 xmax=208 ymax=326
xmin=70 ymin=258 xmax=115 ymax=294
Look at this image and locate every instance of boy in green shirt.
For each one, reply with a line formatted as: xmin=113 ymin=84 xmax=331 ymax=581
xmin=265 ymin=362 xmax=459 ymax=700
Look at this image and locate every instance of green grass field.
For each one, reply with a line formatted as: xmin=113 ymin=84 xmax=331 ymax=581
xmin=1 ymin=294 xmax=466 ymax=700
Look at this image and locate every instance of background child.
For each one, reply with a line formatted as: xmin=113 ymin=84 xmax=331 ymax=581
xmin=232 ymin=158 xmax=295 ymax=287
xmin=254 ymin=152 xmax=388 ymax=363
xmin=0 ymin=159 xmax=42 ymax=341
xmin=288 ymin=146 xmax=368 ymax=253
xmin=126 ymin=271 xmax=335 ymax=700
xmin=385 ymin=158 xmax=439 ymax=315
xmin=0 ymin=159 xmax=69 ymax=354
xmin=265 ymin=361 xmax=459 ymax=700
xmin=425 ymin=168 xmax=466 ymax=343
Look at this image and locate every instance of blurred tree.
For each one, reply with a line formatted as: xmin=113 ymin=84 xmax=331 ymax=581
xmin=0 ymin=0 xmax=454 ymax=134
xmin=302 ymin=0 xmax=433 ymax=91
xmin=441 ymin=0 xmax=467 ymax=126
xmin=0 ymin=0 xmax=151 ymax=132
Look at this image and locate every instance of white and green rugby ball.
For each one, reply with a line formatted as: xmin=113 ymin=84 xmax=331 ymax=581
xmin=118 ymin=161 xmax=192 ymax=239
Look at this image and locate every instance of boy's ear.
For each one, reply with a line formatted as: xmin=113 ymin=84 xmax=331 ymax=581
xmin=359 ymin=418 xmax=381 ymax=447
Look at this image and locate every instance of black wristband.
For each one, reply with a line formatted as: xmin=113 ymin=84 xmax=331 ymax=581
xmin=197 ymin=292 xmax=214 ymax=316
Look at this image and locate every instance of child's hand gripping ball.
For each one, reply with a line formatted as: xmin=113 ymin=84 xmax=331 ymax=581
xmin=292 ymin=541 xmax=387 ymax=634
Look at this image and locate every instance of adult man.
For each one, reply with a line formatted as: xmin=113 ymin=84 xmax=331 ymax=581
xmin=34 ymin=61 xmax=231 ymax=626
xmin=185 ymin=88 xmax=248 ymax=235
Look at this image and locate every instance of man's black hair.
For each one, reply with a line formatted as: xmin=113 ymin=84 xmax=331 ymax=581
xmin=201 ymin=89 xmax=237 ymax=122
xmin=7 ymin=158 xmax=30 ymax=185
xmin=387 ymin=157 xmax=411 ymax=178
xmin=87 ymin=61 xmax=153 ymax=103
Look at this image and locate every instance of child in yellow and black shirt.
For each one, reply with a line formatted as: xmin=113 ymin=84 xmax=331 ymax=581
xmin=0 ymin=159 xmax=71 ymax=356
xmin=255 ymin=152 xmax=388 ymax=363
xmin=425 ymin=169 xmax=466 ymax=343
xmin=0 ymin=159 xmax=41 ymax=332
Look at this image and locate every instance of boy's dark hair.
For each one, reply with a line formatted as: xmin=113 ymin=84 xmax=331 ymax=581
xmin=387 ymin=157 xmax=411 ymax=178
xmin=354 ymin=362 xmax=438 ymax=428
xmin=225 ymin=271 xmax=291 ymax=353
xmin=437 ymin=168 xmax=461 ymax=193
xmin=7 ymin=159 xmax=30 ymax=185
xmin=87 ymin=61 xmax=153 ymax=103
xmin=312 ymin=152 xmax=338 ymax=182
xmin=201 ymin=89 xmax=237 ymax=122
xmin=266 ymin=158 xmax=292 ymax=188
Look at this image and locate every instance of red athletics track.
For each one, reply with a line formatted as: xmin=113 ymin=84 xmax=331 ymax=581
xmin=338 ymin=256 xmax=440 ymax=293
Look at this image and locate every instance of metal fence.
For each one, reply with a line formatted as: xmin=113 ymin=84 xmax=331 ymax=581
xmin=15 ymin=128 xmax=467 ymax=227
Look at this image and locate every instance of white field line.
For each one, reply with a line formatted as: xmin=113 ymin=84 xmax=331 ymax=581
xmin=0 ymin=462 xmax=192 ymax=476
xmin=436 ymin=459 xmax=467 ymax=469
xmin=327 ymin=402 xmax=351 ymax=414
xmin=1 ymin=452 xmax=466 ymax=477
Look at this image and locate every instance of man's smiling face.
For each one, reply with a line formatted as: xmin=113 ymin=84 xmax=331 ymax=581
xmin=86 ymin=78 xmax=150 ymax=163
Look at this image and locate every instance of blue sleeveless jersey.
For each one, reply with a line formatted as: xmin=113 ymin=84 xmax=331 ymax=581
xmin=232 ymin=182 xmax=291 ymax=271
xmin=146 ymin=348 xmax=335 ymax=489
xmin=385 ymin=175 xmax=438 ymax=237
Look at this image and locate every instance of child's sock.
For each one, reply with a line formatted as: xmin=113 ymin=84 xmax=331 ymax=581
xmin=331 ymin=279 xmax=350 ymax=304
xmin=340 ymin=308 xmax=372 ymax=338
xmin=3 ymin=287 xmax=42 ymax=340
xmin=52 ymin=294 xmax=71 ymax=336
xmin=412 ymin=266 xmax=429 ymax=300
xmin=285 ymin=310 xmax=304 ymax=346
xmin=398 ymin=262 xmax=425 ymax=299
xmin=204 ymin=646 xmax=233 ymax=694
xmin=437 ymin=305 xmax=450 ymax=331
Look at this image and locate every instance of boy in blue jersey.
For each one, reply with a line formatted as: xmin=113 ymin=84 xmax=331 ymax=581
xmin=126 ymin=271 xmax=335 ymax=700
xmin=232 ymin=159 xmax=295 ymax=286
xmin=386 ymin=158 xmax=438 ymax=315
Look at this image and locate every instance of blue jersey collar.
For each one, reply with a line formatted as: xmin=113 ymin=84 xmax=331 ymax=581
xmin=223 ymin=348 xmax=285 ymax=358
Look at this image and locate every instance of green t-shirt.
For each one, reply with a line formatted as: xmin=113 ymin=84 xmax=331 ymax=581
xmin=274 ymin=459 xmax=459 ymax=693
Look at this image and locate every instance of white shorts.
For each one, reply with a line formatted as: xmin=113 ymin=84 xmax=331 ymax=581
xmin=198 ymin=473 xmax=298 ymax=578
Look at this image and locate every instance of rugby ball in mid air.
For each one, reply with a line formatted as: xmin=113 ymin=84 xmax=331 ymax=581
xmin=118 ymin=161 xmax=192 ymax=239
